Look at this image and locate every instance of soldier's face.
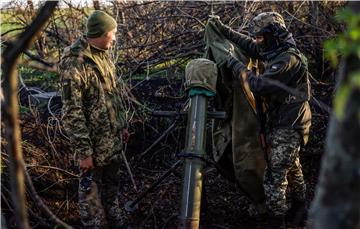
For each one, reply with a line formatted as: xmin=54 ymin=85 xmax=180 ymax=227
xmin=99 ymin=28 xmax=117 ymax=49
xmin=255 ymin=36 xmax=264 ymax=45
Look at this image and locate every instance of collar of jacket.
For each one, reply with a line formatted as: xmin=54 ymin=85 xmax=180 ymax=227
xmin=260 ymin=44 xmax=292 ymax=61
xmin=260 ymin=32 xmax=297 ymax=61
xmin=89 ymin=43 xmax=109 ymax=53
xmin=70 ymin=35 xmax=108 ymax=57
xmin=68 ymin=36 xmax=112 ymax=80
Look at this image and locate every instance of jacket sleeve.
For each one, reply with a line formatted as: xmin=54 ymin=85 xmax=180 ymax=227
xmin=113 ymin=76 xmax=128 ymax=130
xmin=116 ymin=93 xmax=128 ymax=130
xmin=219 ymin=24 xmax=262 ymax=60
xmin=60 ymin=61 xmax=94 ymax=160
xmin=247 ymin=53 xmax=297 ymax=96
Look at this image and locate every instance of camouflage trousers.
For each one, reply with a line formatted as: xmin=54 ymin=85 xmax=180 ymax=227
xmin=264 ymin=128 xmax=306 ymax=216
xmin=78 ymin=161 xmax=125 ymax=228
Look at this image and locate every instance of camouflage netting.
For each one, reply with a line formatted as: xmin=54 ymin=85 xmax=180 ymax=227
xmin=204 ymin=22 xmax=266 ymax=206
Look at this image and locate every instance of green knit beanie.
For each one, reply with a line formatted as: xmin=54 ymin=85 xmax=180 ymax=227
xmin=86 ymin=10 xmax=117 ymax=38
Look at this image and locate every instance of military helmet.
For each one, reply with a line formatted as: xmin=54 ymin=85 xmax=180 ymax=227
xmin=250 ymin=12 xmax=287 ymax=36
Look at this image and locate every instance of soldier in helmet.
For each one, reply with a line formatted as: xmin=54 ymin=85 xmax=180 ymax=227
xmin=211 ymin=12 xmax=312 ymax=228
xmin=59 ymin=10 xmax=130 ymax=228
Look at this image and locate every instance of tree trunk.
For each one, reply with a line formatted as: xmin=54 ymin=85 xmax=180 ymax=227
xmin=309 ymin=1 xmax=319 ymax=27
xmin=308 ymin=2 xmax=360 ymax=229
xmin=1 ymin=2 xmax=58 ymax=228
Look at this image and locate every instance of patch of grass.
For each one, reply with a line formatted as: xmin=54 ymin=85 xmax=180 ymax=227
xmin=19 ymin=105 xmax=31 ymax=114
xmin=127 ymin=58 xmax=187 ymax=81
xmin=19 ymin=65 xmax=59 ymax=91
xmin=0 ymin=10 xmax=24 ymax=36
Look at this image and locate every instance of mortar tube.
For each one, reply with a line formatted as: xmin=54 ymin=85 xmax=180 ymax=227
xmin=178 ymin=94 xmax=208 ymax=229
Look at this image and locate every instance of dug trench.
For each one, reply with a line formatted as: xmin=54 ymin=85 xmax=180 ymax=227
xmin=1 ymin=73 xmax=331 ymax=229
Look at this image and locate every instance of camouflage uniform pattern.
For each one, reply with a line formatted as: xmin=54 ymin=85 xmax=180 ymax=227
xmin=59 ymin=36 xmax=126 ymax=166
xmin=250 ymin=12 xmax=286 ymax=35
xmin=79 ymin=162 xmax=125 ymax=228
xmin=264 ymin=128 xmax=306 ymax=216
xmin=215 ymin=13 xmax=311 ymax=220
xmin=59 ymin=36 xmax=126 ymax=227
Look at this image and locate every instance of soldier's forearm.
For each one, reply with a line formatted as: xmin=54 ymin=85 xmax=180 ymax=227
xmin=220 ymin=25 xmax=260 ymax=59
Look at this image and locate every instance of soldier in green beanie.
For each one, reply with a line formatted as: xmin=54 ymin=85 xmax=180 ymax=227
xmin=59 ymin=10 xmax=130 ymax=228
xmin=86 ymin=10 xmax=117 ymax=39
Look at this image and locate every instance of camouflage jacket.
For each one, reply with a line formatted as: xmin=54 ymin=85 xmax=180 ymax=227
xmin=221 ymin=27 xmax=312 ymax=144
xmin=59 ymin=36 xmax=126 ymax=166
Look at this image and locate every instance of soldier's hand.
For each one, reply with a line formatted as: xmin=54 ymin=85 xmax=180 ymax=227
xmin=122 ymin=128 xmax=130 ymax=144
xmin=208 ymin=15 xmax=220 ymax=20
xmin=79 ymin=156 xmax=94 ymax=173
xmin=227 ymin=55 xmax=251 ymax=82
xmin=227 ymin=55 xmax=243 ymax=70
xmin=241 ymin=69 xmax=252 ymax=82
xmin=208 ymin=15 xmax=222 ymax=27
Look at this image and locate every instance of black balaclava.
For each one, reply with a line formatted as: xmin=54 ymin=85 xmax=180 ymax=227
xmin=257 ymin=23 xmax=296 ymax=60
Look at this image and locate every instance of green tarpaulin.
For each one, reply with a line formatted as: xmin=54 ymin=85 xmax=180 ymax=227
xmin=204 ymin=21 xmax=266 ymax=206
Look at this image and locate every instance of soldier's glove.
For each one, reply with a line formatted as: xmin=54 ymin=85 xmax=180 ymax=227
xmin=208 ymin=15 xmax=220 ymax=20
xmin=208 ymin=15 xmax=225 ymax=28
xmin=226 ymin=55 xmax=248 ymax=80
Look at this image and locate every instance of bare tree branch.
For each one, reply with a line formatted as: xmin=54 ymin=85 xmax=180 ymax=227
xmin=1 ymin=1 xmax=58 ymax=228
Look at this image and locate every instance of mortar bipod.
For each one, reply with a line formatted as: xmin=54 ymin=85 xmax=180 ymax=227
xmin=124 ymin=106 xmax=225 ymax=226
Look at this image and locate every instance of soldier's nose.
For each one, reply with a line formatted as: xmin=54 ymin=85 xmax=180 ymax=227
xmin=255 ymin=36 xmax=264 ymax=44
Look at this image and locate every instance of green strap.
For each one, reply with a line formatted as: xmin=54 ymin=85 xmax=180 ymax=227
xmin=188 ymin=88 xmax=215 ymax=97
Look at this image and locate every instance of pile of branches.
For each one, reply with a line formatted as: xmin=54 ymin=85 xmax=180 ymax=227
xmin=1 ymin=108 xmax=80 ymax=228
xmin=1 ymin=1 xmax=346 ymax=80
xmin=0 ymin=1 xmax=346 ymax=228
xmin=0 ymin=1 xmax=345 ymax=128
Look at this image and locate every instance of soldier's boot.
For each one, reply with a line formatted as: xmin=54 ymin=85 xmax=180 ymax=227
xmin=266 ymin=214 xmax=286 ymax=229
xmin=286 ymin=199 xmax=307 ymax=228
